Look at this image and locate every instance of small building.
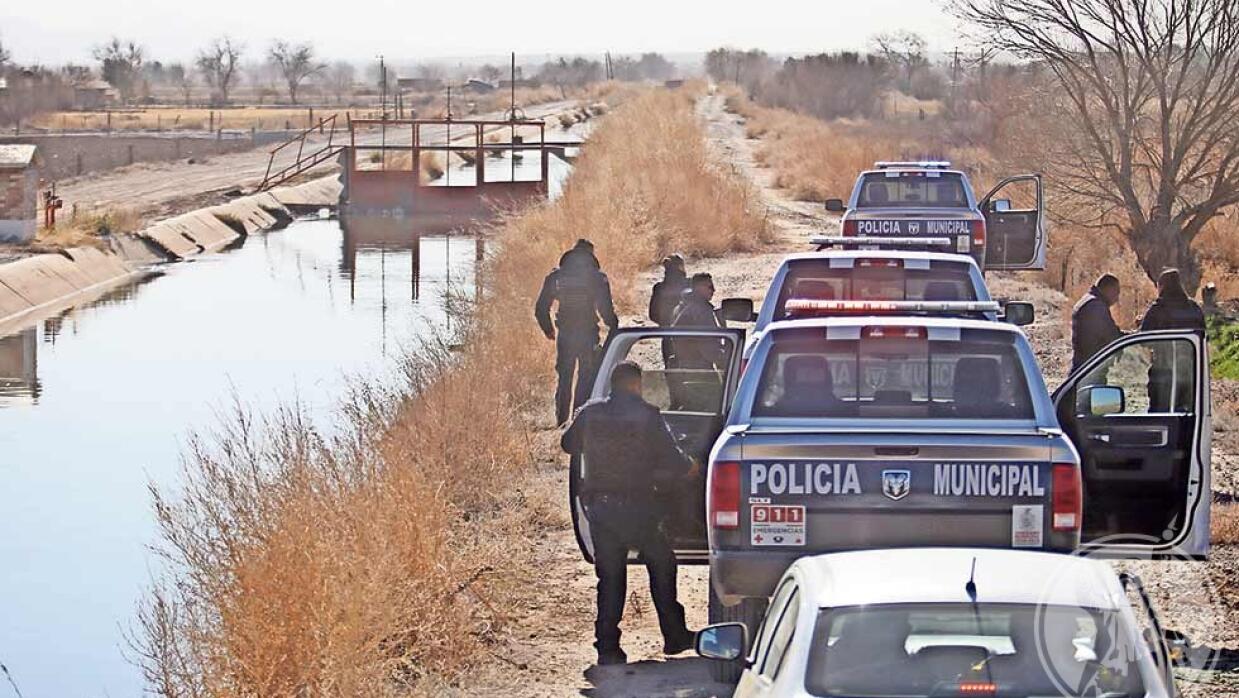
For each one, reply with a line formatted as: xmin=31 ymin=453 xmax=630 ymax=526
xmin=73 ymin=80 xmax=117 ymax=110
xmin=462 ymin=78 xmax=497 ymax=94
xmin=0 ymin=144 xmax=41 ymax=243
xmin=397 ymin=77 xmax=444 ymax=93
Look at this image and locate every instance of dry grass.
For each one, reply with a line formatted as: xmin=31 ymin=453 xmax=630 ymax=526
xmin=136 ymin=85 xmax=768 ymax=696
xmin=30 ymin=207 xmax=141 ymax=250
xmin=1213 ymin=502 xmax=1239 ymax=545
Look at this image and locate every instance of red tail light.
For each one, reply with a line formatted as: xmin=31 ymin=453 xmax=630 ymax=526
xmin=842 ymin=219 xmax=858 ymax=236
xmin=958 ymin=683 xmax=997 ymax=695
xmin=1051 ymin=463 xmax=1082 ymax=531
xmin=710 ymin=461 xmax=741 ymax=529
xmin=970 ymin=219 xmax=986 ymax=247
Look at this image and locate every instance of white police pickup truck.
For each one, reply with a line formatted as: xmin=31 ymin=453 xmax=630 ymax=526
xmin=693 ymin=314 xmax=1210 ymax=681
xmin=696 ymin=548 xmax=1179 ymax=696
xmin=823 ymin=161 xmax=1048 ymax=272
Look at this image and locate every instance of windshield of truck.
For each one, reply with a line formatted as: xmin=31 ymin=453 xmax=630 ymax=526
xmin=805 ymin=603 xmax=1146 ymax=698
xmin=751 ymin=327 xmax=1034 ymax=420
xmin=772 ymin=260 xmax=978 ymax=320
xmin=857 ymin=172 xmax=969 ymax=208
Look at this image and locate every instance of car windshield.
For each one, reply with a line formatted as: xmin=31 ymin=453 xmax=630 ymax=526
xmin=806 ymin=603 xmax=1147 ymax=698
xmin=857 ymin=172 xmax=969 ymax=208
xmin=772 ymin=260 xmax=978 ymax=320
xmin=752 ymin=327 xmax=1034 ymax=420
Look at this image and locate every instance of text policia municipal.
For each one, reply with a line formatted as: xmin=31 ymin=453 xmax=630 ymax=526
xmin=749 ymin=462 xmax=1047 ymax=498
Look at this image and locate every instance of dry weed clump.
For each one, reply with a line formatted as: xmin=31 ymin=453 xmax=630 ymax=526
xmin=1213 ymin=502 xmax=1239 ymax=545
xmin=137 ymin=84 xmax=765 ymax=696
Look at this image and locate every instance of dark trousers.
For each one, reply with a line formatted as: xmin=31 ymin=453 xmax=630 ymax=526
xmin=587 ymin=495 xmax=688 ymax=652
xmin=556 ymin=329 xmax=599 ymax=424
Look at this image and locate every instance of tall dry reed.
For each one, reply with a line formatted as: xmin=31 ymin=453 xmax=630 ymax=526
xmin=136 ymin=85 xmax=768 ymax=696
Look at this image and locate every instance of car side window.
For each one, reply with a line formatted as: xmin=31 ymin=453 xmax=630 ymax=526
xmin=749 ymin=580 xmax=796 ymax=667
xmin=759 ymin=588 xmax=800 ymax=680
xmin=1076 ymin=338 xmax=1196 ymax=415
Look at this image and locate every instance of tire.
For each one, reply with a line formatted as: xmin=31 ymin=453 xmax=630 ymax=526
xmin=707 ymin=573 xmax=768 ymax=684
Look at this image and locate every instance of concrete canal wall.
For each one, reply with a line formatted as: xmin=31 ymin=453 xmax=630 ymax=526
xmin=0 ymin=175 xmax=341 ymax=332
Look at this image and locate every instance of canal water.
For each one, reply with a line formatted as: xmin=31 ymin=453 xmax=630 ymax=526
xmin=0 ymin=219 xmax=482 ymax=696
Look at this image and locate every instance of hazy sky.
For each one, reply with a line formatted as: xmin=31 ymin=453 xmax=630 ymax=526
xmin=0 ymin=0 xmax=959 ymax=66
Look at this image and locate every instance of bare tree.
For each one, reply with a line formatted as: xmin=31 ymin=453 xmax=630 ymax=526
xmin=196 ymin=36 xmax=243 ymax=105
xmin=0 ymin=38 xmax=12 ymax=68
xmin=268 ymin=40 xmax=324 ymax=105
xmin=953 ymin=0 xmax=1239 ymax=290
xmin=872 ymin=30 xmax=928 ymax=93
xmin=167 ymin=63 xmax=195 ymax=106
xmin=326 ymin=61 xmax=355 ymax=104
xmin=93 ymin=37 xmax=145 ymax=104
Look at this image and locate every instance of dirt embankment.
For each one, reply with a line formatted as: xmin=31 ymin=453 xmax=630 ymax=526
xmin=456 ymin=91 xmax=1239 ymax=698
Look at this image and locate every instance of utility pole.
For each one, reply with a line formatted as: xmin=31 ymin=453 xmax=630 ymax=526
xmin=378 ymin=55 xmax=388 ymax=118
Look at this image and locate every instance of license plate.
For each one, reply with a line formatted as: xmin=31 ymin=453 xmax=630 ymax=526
xmin=750 ymin=505 xmax=805 ymax=546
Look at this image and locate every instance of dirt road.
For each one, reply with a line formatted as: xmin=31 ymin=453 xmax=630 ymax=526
xmin=460 ymin=92 xmax=1239 ymax=697
xmin=56 ymin=101 xmax=579 ymax=223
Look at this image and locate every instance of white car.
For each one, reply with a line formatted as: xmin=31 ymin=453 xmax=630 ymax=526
xmin=697 ymin=548 xmax=1177 ymax=697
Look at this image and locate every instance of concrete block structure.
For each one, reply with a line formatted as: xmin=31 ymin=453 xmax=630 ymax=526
xmin=0 ymin=144 xmax=41 ymax=243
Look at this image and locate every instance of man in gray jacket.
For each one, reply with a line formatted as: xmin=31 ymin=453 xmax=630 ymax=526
xmin=1071 ymin=274 xmax=1124 ymax=372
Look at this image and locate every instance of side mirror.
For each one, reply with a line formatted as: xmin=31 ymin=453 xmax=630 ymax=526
xmin=720 ymin=297 xmax=757 ymax=323
xmin=1077 ymin=385 xmax=1126 ymax=417
xmin=695 ymin=622 xmax=748 ymax=662
xmin=990 ymin=198 xmax=1012 ymax=213
xmin=824 ymin=198 xmax=846 ymax=213
xmin=1001 ymin=301 xmax=1035 ymax=326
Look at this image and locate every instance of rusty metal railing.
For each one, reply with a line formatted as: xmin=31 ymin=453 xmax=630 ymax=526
xmin=258 ymin=114 xmax=342 ymax=192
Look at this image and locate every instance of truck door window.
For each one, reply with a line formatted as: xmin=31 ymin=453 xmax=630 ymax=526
xmin=774 ymin=263 xmax=977 ymax=319
xmin=1072 ymin=339 xmax=1196 ymax=415
xmin=616 ymin=336 xmax=733 ymax=416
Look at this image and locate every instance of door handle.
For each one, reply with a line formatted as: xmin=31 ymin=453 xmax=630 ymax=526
xmin=1089 ymin=433 xmax=1111 ymax=443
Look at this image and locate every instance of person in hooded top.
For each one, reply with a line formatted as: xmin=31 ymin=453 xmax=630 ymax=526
xmin=535 ymin=239 xmax=619 ymax=425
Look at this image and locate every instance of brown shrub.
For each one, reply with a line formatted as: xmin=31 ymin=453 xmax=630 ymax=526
xmin=136 ymin=85 xmax=768 ymax=696
xmin=1212 ymin=502 xmax=1239 ymax=545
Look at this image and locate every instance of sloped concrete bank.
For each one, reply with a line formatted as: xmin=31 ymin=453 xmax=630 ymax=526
xmin=0 ymin=177 xmax=341 ymax=333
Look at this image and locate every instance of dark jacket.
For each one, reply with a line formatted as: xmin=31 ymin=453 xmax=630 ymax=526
xmin=535 ymin=249 xmax=619 ymax=337
xmin=1140 ymin=289 xmax=1205 ymax=334
xmin=649 ymin=270 xmax=689 ymax=326
xmin=670 ymin=290 xmax=726 ymax=369
xmin=561 ymin=391 xmax=693 ymax=499
xmin=1071 ymin=287 xmax=1123 ymax=370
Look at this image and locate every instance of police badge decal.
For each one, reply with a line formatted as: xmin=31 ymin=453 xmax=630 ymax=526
xmin=881 ymin=469 xmax=911 ymax=501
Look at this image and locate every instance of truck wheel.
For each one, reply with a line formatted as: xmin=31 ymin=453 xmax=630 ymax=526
xmin=707 ymin=577 xmax=767 ymax=683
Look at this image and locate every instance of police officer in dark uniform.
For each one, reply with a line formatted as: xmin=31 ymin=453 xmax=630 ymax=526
xmin=561 ymin=361 xmax=697 ymax=665
xmin=669 ymin=272 xmax=726 ymax=410
xmin=1071 ymin=273 xmax=1124 ymax=372
xmin=649 ymin=254 xmax=688 ymax=327
xmin=536 ymin=240 xmax=619 ymax=425
xmin=1139 ymin=268 xmax=1205 ymax=411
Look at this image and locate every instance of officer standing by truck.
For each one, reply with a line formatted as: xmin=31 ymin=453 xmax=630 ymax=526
xmin=1071 ymin=273 xmax=1124 ymax=371
xmin=561 ymin=362 xmax=698 ymax=666
xmin=1139 ymin=268 xmax=1205 ymax=411
xmin=669 ymin=272 xmax=726 ymax=409
xmin=536 ymin=240 xmax=619 ymax=425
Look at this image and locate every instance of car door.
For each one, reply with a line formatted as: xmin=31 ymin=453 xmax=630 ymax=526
xmin=570 ymin=327 xmax=746 ymax=564
xmin=1052 ymin=330 xmax=1210 ymax=558
xmin=981 ymin=174 xmax=1047 ymax=271
xmin=736 ymin=579 xmax=800 ymax=697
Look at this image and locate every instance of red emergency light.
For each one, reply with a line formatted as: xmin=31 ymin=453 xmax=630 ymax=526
xmin=862 ymin=326 xmax=927 ymax=340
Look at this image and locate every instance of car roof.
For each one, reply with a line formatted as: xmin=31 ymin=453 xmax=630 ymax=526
xmin=794 ymin=548 xmax=1124 ymax=610
xmin=765 ymin=315 xmax=1020 ymax=334
xmin=780 ymin=250 xmax=980 ymax=266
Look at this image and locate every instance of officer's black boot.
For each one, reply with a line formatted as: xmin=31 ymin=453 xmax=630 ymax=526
xmin=596 ymin=647 xmax=628 ymax=666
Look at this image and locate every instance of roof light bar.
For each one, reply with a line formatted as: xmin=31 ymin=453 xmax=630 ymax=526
xmin=784 ymin=299 xmax=1001 ymax=315
xmin=874 ymin=160 xmax=953 ymax=169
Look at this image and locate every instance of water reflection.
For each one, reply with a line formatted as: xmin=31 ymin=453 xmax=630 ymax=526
xmin=0 ymin=215 xmax=477 ymax=696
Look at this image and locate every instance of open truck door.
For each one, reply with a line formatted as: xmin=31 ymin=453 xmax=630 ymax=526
xmin=1053 ymin=330 xmax=1211 ymax=559
xmin=982 ymin=174 xmax=1047 ymax=271
xmin=570 ymin=327 xmax=745 ymax=565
